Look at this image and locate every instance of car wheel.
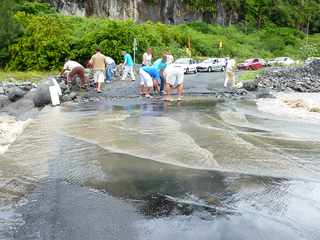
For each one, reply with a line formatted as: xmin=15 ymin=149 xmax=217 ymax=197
xmin=208 ymin=67 xmax=212 ymax=72
xmin=221 ymin=66 xmax=225 ymax=72
xmin=186 ymin=68 xmax=189 ymax=74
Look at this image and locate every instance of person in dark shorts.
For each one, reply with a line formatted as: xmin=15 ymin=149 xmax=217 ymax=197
xmin=60 ymin=60 xmax=88 ymax=88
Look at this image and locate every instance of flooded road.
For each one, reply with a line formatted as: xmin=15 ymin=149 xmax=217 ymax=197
xmin=0 ymin=73 xmax=320 ymax=239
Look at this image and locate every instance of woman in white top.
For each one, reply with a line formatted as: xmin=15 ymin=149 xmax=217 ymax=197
xmin=142 ymin=48 xmax=153 ymax=66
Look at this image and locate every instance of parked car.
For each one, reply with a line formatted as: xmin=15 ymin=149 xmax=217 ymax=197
xmin=197 ymin=58 xmax=226 ymax=72
xmin=237 ymin=58 xmax=264 ymax=70
xmin=304 ymin=57 xmax=320 ymax=65
xmin=173 ymin=58 xmax=197 ymax=74
xmin=267 ymin=57 xmax=295 ymax=66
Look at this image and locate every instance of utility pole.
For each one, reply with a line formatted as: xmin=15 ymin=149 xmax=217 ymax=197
xmin=133 ymin=38 xmax=138 ymax=64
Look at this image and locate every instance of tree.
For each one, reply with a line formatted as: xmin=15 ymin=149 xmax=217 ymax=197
xmin=0 ymin=0 xmax=22 ymax=68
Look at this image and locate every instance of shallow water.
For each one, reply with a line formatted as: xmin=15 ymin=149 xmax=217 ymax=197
xmin=0 ymin=95 xmax=320 ymax=239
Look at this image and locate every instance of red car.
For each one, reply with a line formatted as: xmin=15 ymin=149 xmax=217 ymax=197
xmin=237 ymin=58 xmax=265 ymax=70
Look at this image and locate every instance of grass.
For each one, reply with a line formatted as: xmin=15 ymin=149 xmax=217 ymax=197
xmin=237 ymin=69 xmax=264 ymax=82
xmin=0 ymin=71 xmax=56 ymax=83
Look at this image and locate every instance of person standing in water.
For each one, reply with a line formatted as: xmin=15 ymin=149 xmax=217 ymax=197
xmin=152 ymin=54 xmax=168 ymax=95
xmin=164 ymin=65 xmax=184 ymax=101
xmin=89 ymin=48 xmax=107 ymax=93
xmin=121 ymin=50 xmax=136 ymax=81
xmin=139 ymin=66 xmax=160 ymax=98
xmin=142 ymin=48 xmax=153 ymax=67
xmin=105 ymin=56 xmax=116 ymax=83
xmin=224 ymin=58 xmax=236 ymax=88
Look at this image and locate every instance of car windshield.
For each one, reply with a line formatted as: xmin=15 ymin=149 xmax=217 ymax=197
xmin=245 ymin=59 xmax=253 ymax=63
xmin=175 ymin=59 xmax=189 ymax=64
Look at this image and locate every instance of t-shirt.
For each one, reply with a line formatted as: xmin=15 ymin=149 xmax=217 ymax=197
xmin=124 ymin=53 xmax=134 ymax=67
xmin=226 ymin=59 xmax=236 ymax=72
xmin=105 ymin=56 xmax=115 ymax=65
xmin=142 ymin=52 xmax=152 ymax=66
xmin=63 ymin=60 xmax=82 ymax=71
xmin=90 ymin=52 xmax=106 ymax=70
xmin=142 ymin=66 xmax=160 ymax=81
xmin=152 ymin=58 xmax=167 ymax=72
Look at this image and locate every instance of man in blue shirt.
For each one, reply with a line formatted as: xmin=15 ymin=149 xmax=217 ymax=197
xmin=139 ymin=66 xmax=160 ymax=98
xmin=152 ymin=54 xmax=167 ymax=95
xmin=121 ymin=50 xmax=135 ymax=81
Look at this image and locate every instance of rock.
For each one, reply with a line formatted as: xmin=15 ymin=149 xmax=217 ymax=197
xmin=0 ymin=95 xmax=10 ymax=108
xmin=255 ymin=89 xmax=274 ymax=99
xmin=7 ymin=87 xmax=25 ymax=102
xmin=33 ymin=80 xmax=53 ymax=107
xmin=62 ymin=95 xmax=72 ymax=102
xmin=256 ymin=60 xmax=320 ymax=93
xmin=59 ymin=82 xmax=68 ymax=92
xmin=242 ymin=80 xmax=258 ymax=91
xmin=69 ymin=92 xmax=78 ymax=100
xmin=2 ymin=83 xmax=15 ymax=93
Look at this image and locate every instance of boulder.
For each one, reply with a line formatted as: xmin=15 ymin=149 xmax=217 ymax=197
xmin=242 ymin=80 xmax=258 ymax=91
xmin=33 ymin=79 xmax=53 ymax=107
xmin=7 ymin=87 xmax=26 ymax=102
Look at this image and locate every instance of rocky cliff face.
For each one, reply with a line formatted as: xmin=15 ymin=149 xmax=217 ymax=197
xmin=46 ymin=0 xmax=206 ymax=23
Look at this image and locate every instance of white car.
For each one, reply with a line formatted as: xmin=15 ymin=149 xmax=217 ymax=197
xmin=173 ymin=58 xmax=198 ymax=74
xmin=197 ymin=58 xmax=226 ymax=72
xmin=267 ymin=57 xmax=295 ymax=66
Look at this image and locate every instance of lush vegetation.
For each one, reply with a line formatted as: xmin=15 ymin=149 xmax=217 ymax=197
xmin=187 ymin=0 xmax=320 ymax=33
xmin=1 ymin=0 xmax=320 ymax=71
xmin=237 ymin=69 xmax=265 ymax=82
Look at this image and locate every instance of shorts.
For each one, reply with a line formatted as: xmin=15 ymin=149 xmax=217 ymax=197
xmin=94 ymin=70 xmax=105 ymax=83
xmin=166 ymin=67 xmax=184 ymax=87
xmin=139 ymin=68 xmax=154 ymax=87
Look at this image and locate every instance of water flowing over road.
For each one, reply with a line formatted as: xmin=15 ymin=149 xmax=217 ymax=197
xmin=0 ymin=73 xmax=320 ymax=240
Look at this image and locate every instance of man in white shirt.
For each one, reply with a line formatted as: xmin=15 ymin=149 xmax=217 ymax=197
xmin=224 ymin=58 xmax=236 ymax=88
xmin=105 ymin=56 xmax=116 ymax=83
xmin=60 ymin=60 xmax=87 ymax=88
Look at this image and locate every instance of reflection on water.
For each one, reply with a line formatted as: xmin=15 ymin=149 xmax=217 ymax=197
xmin=0 ymin=96 xmax=320 ymax=239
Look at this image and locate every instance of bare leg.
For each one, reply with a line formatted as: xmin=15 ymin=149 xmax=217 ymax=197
xmin=164 ymin=83 xmax=173 ymax=101
xmin=96 ymin=82 xmax=102 ymax=92
xmin=153 ymin=80 xmax=160 ymax=96
xmin=176 ymin=84 xmax=184 ymax=100
xmin=140 ymin=85 xmax=145 ymax=95
xmin=145 ymin=87 xmax=153 ymax=98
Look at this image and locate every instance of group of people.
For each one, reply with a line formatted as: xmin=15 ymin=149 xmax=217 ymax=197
xmin=60 ymin=47 xmax=184 ymax=101
xmin=139 ymin=48 xmax=184 ymax=101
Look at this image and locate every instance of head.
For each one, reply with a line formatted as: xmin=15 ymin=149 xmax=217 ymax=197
xmin=162 ymin=53 xmax=167 ymax=63
xmin=121 ymin=50 xmax=126 ymax=56
xmin=147 ymin=48 xmax=152 ymax=54
xmin=95 ymin=47 xmax=101 ymax=53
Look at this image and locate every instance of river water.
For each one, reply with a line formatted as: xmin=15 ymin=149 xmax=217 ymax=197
xmin=0 ymin=94 xmax=320 ymax=239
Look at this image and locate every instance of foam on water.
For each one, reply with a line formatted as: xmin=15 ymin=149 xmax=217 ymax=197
xmin=257 ymin=93 xmax=320 ymax=123
xmin=64 ymin=113 xmax=218 ymax=169
xmin=0 ymin=115 xmax=32 ymax=154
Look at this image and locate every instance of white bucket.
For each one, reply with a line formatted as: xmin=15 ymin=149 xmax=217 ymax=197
xmin=49 ymin=86 xmax=60 ymax=106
